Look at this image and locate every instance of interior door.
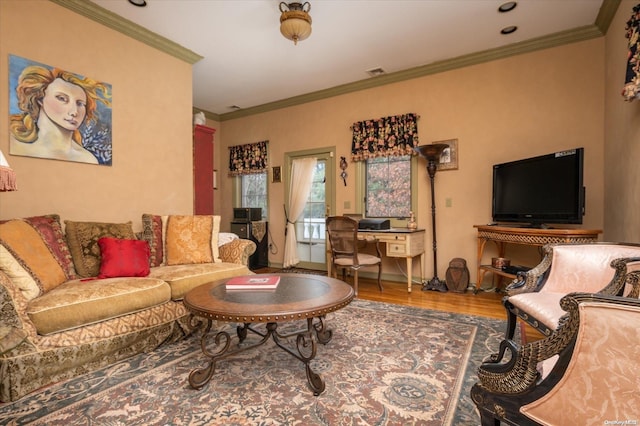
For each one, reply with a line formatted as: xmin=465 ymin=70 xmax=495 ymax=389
xmin=193 ymin=125 xmax=216 ymax=215
xmin=286 ymin=149 xmax=335 ymax=270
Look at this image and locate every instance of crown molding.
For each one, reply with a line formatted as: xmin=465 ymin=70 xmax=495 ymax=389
xmin=49 ymin=0 xmax=203 ymax=64
xmin=217 ymin=0 xmax=620 ymax=121
xmin=51 ymin=0 xmax=619 ymax=121
xmin=217 ymin=24 xmax=605 ymax=121
xmin=595 ymin=0 xmax=621 ymax=33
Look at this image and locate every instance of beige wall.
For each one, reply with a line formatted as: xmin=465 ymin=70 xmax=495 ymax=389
xmin=0 ymin=0 xmax=194 ymax=232
xmin=604 ymin=0 xmax=640 ymax=242
xmin=4 ymin=0 xmax=634 ymax=285
xmin=219 ymin=39 xmax=606 ymax=284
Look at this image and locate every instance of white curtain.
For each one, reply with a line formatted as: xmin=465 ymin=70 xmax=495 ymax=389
xmin=283 ymin=157 xmax=317 ymax=268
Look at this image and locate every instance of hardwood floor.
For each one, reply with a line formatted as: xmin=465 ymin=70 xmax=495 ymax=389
xmin=258 ymin=267 xmax=542 ymax=343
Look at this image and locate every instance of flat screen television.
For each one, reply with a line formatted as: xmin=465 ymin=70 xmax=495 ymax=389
xmin=492 ymin=148 xmax=585 ymax=227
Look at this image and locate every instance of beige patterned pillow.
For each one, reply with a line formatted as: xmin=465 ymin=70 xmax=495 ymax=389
xmin=65 ymin=221 xmax=136 ymax=278
xmin=165 ymin=215 xmax=214 ymax=265
xmin=210 ymin=215 xmax=221 ymax=263
xmin=0 ymin=220 xmax=68 ymax=299
xmin=141 ymin=214 xmax=167 ymax=267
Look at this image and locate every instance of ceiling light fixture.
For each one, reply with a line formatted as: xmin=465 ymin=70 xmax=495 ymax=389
xmin=128 ymin=0 xmax=147 ymax=7
xmin=279 ymin=2 xmax=312 ymax=45
xmin=498 ymin=2 xmax=517 ymax=13
xmin=501 ymin=25 xmax=518 ymax=35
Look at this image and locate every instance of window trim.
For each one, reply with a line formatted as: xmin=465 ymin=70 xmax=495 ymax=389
xmin=355 ymin=155 xmax=418 ymax=228
xmin=233 ymin=171 xmax=269 ymax=220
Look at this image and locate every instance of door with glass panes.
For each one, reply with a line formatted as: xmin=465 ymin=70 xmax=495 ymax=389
xmin=286 ymin=149 xmax=334 ymax=271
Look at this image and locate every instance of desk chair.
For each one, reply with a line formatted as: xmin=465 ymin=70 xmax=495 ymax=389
xmin=326 ymin=216 xmax=383 ymax=296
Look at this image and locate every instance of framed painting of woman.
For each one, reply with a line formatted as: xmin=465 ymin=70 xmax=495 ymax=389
xmin=8 ymin=55 xmax=113 ymax=165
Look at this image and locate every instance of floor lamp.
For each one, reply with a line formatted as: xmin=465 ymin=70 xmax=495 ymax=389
xmin=415 ymin=143 xmax=449 ymax=292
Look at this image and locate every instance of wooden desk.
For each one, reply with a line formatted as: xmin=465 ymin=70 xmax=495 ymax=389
xmin=473 ymin=225 xmax=602 ymax=292
xmin=328 ymin=228 xmax=425 ymax=293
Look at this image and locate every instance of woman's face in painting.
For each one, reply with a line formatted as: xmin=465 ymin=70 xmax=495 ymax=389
xmin=39 ymin=78 xmax=87 ymax=131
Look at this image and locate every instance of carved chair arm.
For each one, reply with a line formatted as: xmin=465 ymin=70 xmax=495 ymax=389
xmin=371 ymin=238 xmax=382 ymax=258
xmin=476 ymin=292 xmax=640 ymax=395
xmin=624 ymin=270 xmax=640 ymax=298
xmin=505 ymin=244 xmax=554 ymax=295
xmin=599 ymin=257 xmax=640 ymax=296
xmin=357 ymin=236 xmax=382 ymax=258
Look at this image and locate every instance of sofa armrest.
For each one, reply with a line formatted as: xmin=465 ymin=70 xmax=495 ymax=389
xmin=0 ymin=271 xmax=36 ymax=355
xmin=218 ymin=239 xmax=256 ymax=266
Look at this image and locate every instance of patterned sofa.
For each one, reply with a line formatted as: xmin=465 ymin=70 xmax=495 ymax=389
xmin=0 ymin=214 xmax=256 ymax=402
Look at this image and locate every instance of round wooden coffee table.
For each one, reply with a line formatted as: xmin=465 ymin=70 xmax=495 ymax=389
xmin=183 ymin=273 xmax=354 ymax=395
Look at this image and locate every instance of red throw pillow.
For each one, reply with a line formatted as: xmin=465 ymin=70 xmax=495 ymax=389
xmin=97 ymin=237 xmax=150 ymax=278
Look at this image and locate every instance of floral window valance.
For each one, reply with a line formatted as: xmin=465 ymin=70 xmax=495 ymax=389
xmin=623 ymin=3 xmax=640 ymax=101
xmin=228 ymin=140 xmax=268 ymax=176
xmin=351 ymin=113 xmax=420 ymax=161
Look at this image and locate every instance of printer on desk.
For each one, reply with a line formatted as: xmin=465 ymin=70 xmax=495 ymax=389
xmin=358 ymin=218 xmax=391 ymax=230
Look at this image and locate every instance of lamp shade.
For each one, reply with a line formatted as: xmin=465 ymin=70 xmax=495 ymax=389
xmin=414 ymin=144 xmax=449 ymax=162
xmin=279 ymin=2 xmax=312 ymax=45
xmin=0 ymin=150 xmax=17 ymax=192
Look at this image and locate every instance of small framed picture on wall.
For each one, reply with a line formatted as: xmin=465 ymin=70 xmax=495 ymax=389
xmin=435 ymin=139 xmax=458 ymax=171
xmin=272 ymin=166 xmax=281 ymax=183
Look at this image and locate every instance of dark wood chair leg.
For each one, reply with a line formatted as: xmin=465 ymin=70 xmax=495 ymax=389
xmin=503 ymin=299 xmax=518 ymax=340
xmin=377 ymin=263 xmax=383 ymax=291
xmin=479 ymin=411 xmax=501 ymax=426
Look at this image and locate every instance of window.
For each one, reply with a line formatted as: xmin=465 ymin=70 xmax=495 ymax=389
xmin=240 ymin=172 xmax=268 ymax=220
xmin=364 ymin=155 xmax=413 ymax=218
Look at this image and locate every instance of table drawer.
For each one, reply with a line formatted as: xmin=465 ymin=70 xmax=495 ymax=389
xmin=388 ymin=243 xmax=407 ymax=255
xmin=376 ymin=234 xmax=406 ymax=243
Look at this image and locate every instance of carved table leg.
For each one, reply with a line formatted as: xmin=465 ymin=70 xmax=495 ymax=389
xmin=189 ymin=317 xmax=333 ymax=396
xmin=189 ymin=319 xmax=271 ymax=390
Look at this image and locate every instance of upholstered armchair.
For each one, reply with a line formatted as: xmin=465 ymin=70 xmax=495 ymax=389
xmin=471 ymin=276 xmax=640 ymax=426
xmin=498 ymin=243 xmax=640 ymax=345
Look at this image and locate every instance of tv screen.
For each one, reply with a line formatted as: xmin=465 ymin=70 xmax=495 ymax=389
xmin=492 ymin=148 xmax=584 ymax=226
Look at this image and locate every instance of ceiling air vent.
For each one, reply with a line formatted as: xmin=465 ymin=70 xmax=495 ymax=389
xmin=366 ymin=67 xmax=386 ymax=77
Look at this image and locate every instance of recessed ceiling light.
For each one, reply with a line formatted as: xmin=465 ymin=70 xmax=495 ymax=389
xmin=366 ymin=67 xmax=386 ymax=77
xmin=501 ymin=26 xmax=518 ymax=35
xmin=498 ymin=2 xmax=517 ymax=13
xmin=128 ymin=0 xmax=147 ymax=7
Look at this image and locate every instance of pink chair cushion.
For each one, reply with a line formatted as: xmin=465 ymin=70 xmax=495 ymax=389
xmin=542 ymin=244 xmax=640 ymax=294
xmin=509 ymin=292 xmax=565 ymax=330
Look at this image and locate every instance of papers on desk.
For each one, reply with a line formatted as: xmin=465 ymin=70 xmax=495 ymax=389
xmin=225 ymin=275 xmax=280 ymax=290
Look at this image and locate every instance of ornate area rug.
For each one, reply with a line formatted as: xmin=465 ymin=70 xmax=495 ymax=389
xmin=0 ymin=299 xmax=506 ymax=425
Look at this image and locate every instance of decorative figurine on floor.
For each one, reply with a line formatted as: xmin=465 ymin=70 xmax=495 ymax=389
xmin=445 ymin=258 xmax=470 ymax=293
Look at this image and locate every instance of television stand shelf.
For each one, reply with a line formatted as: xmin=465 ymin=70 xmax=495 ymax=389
xmin=473 ymin=225 xmax=602 ymax=294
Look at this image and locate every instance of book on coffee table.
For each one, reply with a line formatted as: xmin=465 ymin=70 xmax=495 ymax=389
xmin=225 ymin=275 xmax=280 ymax=290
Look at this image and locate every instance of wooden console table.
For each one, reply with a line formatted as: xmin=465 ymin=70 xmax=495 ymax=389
xmin=473 ymin=225 xmax=602 ymax=293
